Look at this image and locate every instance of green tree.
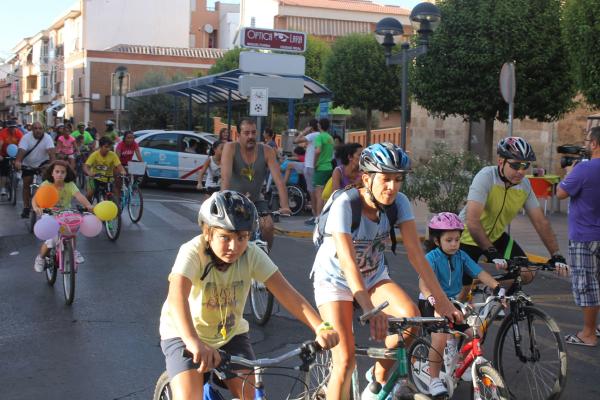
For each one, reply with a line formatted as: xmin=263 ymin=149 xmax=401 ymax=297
xmin=304 ymin=36 xmax=332 ymax=81
xmin=127 ymin=71 xmax=189 ymax=130
xmin=412 ymin=0 xmax=574 ymax=161
xmin=562 ymin=0 xmax=600 ymax=108
xmin=323 ymin=33 xmax=401 ymax=144
xmin=402 ymin=144 xmax=486 ymax=213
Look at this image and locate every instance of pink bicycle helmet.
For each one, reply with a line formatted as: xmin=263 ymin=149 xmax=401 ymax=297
xmin=428 ymin=212 xmax=464 ymax=231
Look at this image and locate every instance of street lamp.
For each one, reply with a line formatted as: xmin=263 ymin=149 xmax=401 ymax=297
xmin=375 ymin=2 xmax=441 ymax=150
xmin=114 ymin=65 xmax=127 ymax=132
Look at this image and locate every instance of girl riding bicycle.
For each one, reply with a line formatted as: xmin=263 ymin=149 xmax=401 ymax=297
xmin=159 ymin=190 xmax=339 ymax=400
xmin=419 ymin=212 xmax=504 ymax=397
xmin=196 ymin=140 xmax=222 ymax=195
xmin=310 ymin=143 xmax=462 ymax=400
xmin=55 ymin=123 xmax=77 ymax=171
xmin=32 ymin=160 xmax=94 ymax=272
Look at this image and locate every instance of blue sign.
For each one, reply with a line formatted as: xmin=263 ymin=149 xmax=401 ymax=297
xmin=319 ymin=99 xmax=330 ymax=119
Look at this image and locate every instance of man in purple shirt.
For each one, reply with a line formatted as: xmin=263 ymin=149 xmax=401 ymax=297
xmin=557 ymin=126 xmax=600 ymax=347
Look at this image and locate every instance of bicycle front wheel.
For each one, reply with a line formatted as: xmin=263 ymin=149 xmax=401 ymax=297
xmin=127 ymin=185 xmax=144 ymax=223
xmin=250 ymin=279 xmax=274 ymax=325
xmin=62 ymin=240 xmax=76 ymax=305
xmin=105 ymin=202 xmax=122 ymax=241
xmin=45 ymin=252 xmax=57 ymax=286
xmin=287 ymin=185 xmax=304 ymax=215
xmin=471 ymin=362 xmax=509 ymax=400
xmin=9 ymin=171 xmax=18 ymax=205
xmin=291 ymin=349 xmax=331 ymax=400
xmin=153 ymin=371 xmax=172 ymax=400
xmin=407 ymin=337 xmax=433 ymax=395
xmin=493 ymin=306 xmax=566 ymax=400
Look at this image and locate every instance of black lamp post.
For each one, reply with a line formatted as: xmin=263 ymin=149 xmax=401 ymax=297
xmin=375 ymin=2 xmax=441 ymax=150
xmin=114 ymin=66 xmax=127 ymax=132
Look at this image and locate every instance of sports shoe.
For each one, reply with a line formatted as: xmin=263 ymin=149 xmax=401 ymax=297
xmin=21 ymin=207 xmax=30 ymax=218
xmin=304 ymin=217 xmax=316 ymax=225
xmin=34 ymin=255 xmax=45 ymax=272
xmin=429 ymin=378 xmax=448 ymax=397
xmin=362 ymin=366 xmax=390 ymax=400
xmin=74 ymin=250 xmax=85 ymax=264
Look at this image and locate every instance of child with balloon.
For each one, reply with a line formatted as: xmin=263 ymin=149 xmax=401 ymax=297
xmin=32 ymin=160 xmax=96 ymax=272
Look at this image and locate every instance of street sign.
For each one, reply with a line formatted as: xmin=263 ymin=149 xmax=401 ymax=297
xmin=500 ymin=62 xmax=516 ymax=104
xmin=241 ymin=27 xmax=307 ymax=52
xmin=239 ymin=75 xmax=305 ymax=99
xmin=240 ymin=52 xmax=306 ymax=76
xmin=249 ymin=87 xmax=268 ymax=117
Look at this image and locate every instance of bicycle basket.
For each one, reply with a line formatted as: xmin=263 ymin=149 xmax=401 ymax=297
xmin=55 ymin=211 xmax=83 ymax=236
xmin=127 ymin=161 xmax=147 ymax=176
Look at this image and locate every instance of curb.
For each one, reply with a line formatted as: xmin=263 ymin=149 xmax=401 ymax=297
xmin=274 ymin=227 xmax=549 ymax=262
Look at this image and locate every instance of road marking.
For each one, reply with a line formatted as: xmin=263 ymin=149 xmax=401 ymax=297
xmin=145 ymin=202 xmax=197 ymax=230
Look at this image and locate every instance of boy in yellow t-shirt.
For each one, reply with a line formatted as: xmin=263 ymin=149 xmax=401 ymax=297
xmin=159 ymin=191 xmax=339 ymax=400
xmin=83 ymin=136 xmax=125 ymax=201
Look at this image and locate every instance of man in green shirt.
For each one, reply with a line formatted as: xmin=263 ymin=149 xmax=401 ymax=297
xmin=71 ymin=122 xmax=95 ymax=151
xmin=313 ymin=118 xmax=334 ymax=215
xmin=101 ymin=120 xmax=120 ymax=144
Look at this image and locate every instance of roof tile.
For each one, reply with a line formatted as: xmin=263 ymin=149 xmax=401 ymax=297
xmin=106 ymin=44 xmax=225 ymax=59
xmin=280 ymin=0 xmax=409 ymax=15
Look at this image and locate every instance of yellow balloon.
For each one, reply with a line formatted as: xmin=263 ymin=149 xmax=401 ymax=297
xmin=94 ymin=201 xmax=118 ymax=221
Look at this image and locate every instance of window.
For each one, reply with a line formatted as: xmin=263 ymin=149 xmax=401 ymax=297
xmin=70 ymin=78 xmax=74 ymax=98
xmin=110 ymin=72 xmax=130 ymax=96
xmin=105 ymin=95 xmax=111 ymax=109
xmin=78 ymin=76 xmax=83 ymax=97
xmin=208 ymin=31 xmax=217 ymax=48
xmin=41 ymin=41 xmax=49 ymax=64
xmin=144 ymin=133 xmax=178 ymax=151
xmin=181 ymin=135 xmax=209 ymax=154
xmin=41 ymin=73 xmax=49 ymax=95
xmin=26 ymin=75 xmax=37 ymax=91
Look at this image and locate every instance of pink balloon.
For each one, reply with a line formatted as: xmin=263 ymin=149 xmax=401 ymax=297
xmin=34 ymin=216 xmax=60 ymax=241
xmin=79 ymin=214 xmax=103 ymax=237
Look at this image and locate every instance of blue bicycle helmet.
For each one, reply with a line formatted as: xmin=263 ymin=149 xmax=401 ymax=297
xmin=359 ymin=143 xmax=410 ymax=173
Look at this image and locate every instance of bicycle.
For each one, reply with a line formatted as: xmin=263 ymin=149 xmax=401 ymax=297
xmin=465 ymin=257 xmax=567 ymax=400
xmin=1 ymin=156 xmax=18 ymax=205
xmin=119 ymin=172 xmax=144 ymax=223
xmin=22 ymin=165 xmax=44 ymax=233
xmin=74 ymin=151 xmax=89 ymax=190
xmin=408 ymin=299 xmax=509 ymax=399
xmin=153 ymin=340 xmax=327 ymax=400
xmin=92 ymin=175 xmax=122 ymax=241
xmin=41 ymin=207 xmax=86 ymax=305
xmin=248 ymin=210 xmax=282 ymax=326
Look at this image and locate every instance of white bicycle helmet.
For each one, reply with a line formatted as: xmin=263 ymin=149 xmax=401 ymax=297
xmin=497 ymin=137 xmax=536 ymax=161
xmin=198 ymin=190 xmax=258 ymax=232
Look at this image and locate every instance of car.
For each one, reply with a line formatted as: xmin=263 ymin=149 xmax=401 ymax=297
xmin=135 ymin=130 xmax=218 ymax=185
xmin=133 ymin=129 xmax=162 ymax=139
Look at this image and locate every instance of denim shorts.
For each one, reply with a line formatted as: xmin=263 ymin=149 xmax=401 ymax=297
xmin=161 ymin=333 xmax=255 ymax=380
xmin=568 ymin=241 xmax=600 ymax=307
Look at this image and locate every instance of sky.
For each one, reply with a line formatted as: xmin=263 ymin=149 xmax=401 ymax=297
xmin=0 ymin=0 xmax=422 ymax=60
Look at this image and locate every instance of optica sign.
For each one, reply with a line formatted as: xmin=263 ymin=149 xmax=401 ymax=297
xmin=241 ymin=28 xmax=307 ymax=53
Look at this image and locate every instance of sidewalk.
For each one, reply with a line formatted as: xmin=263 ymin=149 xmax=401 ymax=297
xmin=274 ymin=199 xmax=570 ymax=263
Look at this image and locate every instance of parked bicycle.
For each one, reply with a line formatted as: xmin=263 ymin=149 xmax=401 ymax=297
xmin=466 ymin=257 xmax=567 ymax=400
xmin=153 ymin=340 xmax=326 ymax=400
xmin=41 ymin=207 xmax=86 ymax=305
xmin=92 ymin=175 xmax=122 ymax=241
xmin=409 ymin=299 xmax=509 ymax=399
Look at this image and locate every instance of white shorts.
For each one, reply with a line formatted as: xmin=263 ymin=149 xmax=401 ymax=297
xmin=313 ymin=271 xmax=391 ymax=308
xmin=303 ymin=166 xmax=315 ymax=193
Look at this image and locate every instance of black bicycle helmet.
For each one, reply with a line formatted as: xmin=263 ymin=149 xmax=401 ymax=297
xmin=198 ymin=190 xmax=258 ymax=232
xmin=359 ymin=143 xmax=411 ymax=173
xmin=497 ymin=137 xmax=536 ymax=161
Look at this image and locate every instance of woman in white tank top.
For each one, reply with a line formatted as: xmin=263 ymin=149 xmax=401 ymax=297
xmin=197 ymin=141 xmax=224 ymax=194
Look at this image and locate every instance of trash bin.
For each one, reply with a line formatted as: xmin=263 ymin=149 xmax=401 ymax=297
xmin=281 ymin=129 xmax=298 ymax=155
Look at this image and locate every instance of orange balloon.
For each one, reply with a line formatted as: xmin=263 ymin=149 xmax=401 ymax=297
xmin=35 ymin=185 xmax=59 ymax=209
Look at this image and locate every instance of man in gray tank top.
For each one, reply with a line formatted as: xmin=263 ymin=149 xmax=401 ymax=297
xmin=221 ymin=118 xmax=291 ymax=248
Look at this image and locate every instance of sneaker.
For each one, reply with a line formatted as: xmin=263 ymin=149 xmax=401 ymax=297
xmin=74 ymin=250 xmax=85 ymax=264
xmin=304 ymin=217 xmax=316 ymax=225
xmin=362 ymin=366 xmax=390 ymax=400
xmin=429 ymin=378 xmax=448 ymax=397
xmin=21 ymin=207 xmax=30 ymax=218
xmin=34 ymin=255 xmax=45 ymax=272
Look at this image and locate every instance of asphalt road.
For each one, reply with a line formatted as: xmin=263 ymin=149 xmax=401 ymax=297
xmin=0 ymin=185 xmax=598 ymax=399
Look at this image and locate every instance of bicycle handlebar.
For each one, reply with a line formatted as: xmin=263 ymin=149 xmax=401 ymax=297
xmin=183 ymin=340 xmax=323 ymax=372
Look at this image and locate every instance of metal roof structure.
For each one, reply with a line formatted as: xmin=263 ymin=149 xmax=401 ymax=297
xmin=126 ymin=68 xmax=332 ymax=105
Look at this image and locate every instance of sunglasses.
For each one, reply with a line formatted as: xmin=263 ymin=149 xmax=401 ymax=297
xmin=507 ymin=161 xmax=531 ymax=171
